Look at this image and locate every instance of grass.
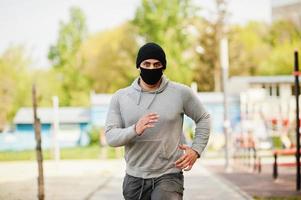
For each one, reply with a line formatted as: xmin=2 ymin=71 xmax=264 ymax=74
xmin=0 ymin=145 xmax=124 ymax=161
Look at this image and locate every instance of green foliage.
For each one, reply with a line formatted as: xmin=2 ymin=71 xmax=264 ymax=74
xmin=87 ymin=126 xmax=101 ymax=146
xmin=48 ymin=6 xmax=90 ymax=106
xmin=195 ymin=18 xmax=301 ymax=91
xmin=258 ymin=20 xmax=301 ymax=75
xmin=187 ymin=127 xmax=194 ymax=140
xmin=229 ymin=22 xmax=271 ymax=76
xmin=133 ymin=0 xmax=199 ymax=84
xmin=193 ymin=19 xmax=219 ymax=91
xmin=230 ymin=20 xmax=301 ymax=77
xmin=48 ymin=7 xmax=87 ymax=68
xmin=0 ymin=46 xmax=32 ymax=130
xmin=193 ymin=0 xmax=229 ymax=92
xmin=80 ymin=22 xmax=139 ymax=93
xmin=271 ymin=136 xmax=283 ymax=149
xmin=31 ymin=68 xmax=64 ymax=106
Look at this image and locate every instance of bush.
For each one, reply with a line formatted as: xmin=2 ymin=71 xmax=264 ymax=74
xmin=87 ymin=126 xmax=102 ymax=146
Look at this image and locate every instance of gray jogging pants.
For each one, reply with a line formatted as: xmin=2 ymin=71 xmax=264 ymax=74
xmin=122 ymin=172 xmax=184 ymax=200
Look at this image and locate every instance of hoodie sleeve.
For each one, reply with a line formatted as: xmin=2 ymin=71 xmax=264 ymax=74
xmin=105 ymin=92 xmax=137 ymax=147
xmin=182 ymin=86 xmax=211 ymax=157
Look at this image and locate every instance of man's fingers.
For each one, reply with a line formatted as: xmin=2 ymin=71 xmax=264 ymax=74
xmin=175 ymin=156 xmax=190 ymax=168
xmin=141 ymin=117 xmax=158 ymax=125
xmin=175 ymin=154 xmax=188 ymax=165
xmin=148 ymin=116 xmax=160 ymax=121
xmin=148 ymin=119 xmax=158 ymax=123
xmin=149 ymin=116 xmax=159 ymax=120
xmin=182 ymin=163 xmax=191 ymax=170
xmin=136 ymin=113 xmax=160 ymax=135
xmin=176 ymin=159 xmax=190 ymax=169
xmin=184 ymin=165 xmax=193 ymax=171
xmin=178 ymin=144 xmax=188 ymax=150
xmin=141 ymin=115 xmax=159 ymax=124
xmin=175 ymin=146 xmax=198 ymax=170
xmin=143 ymin=119 xmax=158 ymax=127
xmin=145 ymin=124 xmax=155 ymax=128
xmin=146 ymin=113 xmax=159 ymax=118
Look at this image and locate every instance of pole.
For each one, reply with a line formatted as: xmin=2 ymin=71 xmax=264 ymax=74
xmin=220 ymin=37 xmax=231 ymax=172
xmin=52 ymin=96 xmax=60 ymax=163
xmin=294 ymin=50 xmax=301 ymax=191
xmin=32 ymin=84 xmax=45 ymax=200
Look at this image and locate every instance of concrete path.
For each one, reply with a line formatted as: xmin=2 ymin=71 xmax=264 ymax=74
xmin=0 ymin=159 xmax=253 ymax=200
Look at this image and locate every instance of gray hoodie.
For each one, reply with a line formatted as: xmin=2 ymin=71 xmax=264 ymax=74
xmin=105 ymin=75 xmax=210 ymax=178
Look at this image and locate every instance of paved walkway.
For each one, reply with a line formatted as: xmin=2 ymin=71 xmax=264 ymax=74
xmin=0 ymin=159 xmax=253 ymax=200
xmin=205 ymin=161 xmax=301 ymax=198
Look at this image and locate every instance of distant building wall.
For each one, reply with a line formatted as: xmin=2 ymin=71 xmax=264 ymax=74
xmin=15 ymin=123 xmax=51 ymax=134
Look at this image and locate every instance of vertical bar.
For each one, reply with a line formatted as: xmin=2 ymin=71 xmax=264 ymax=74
xmin=294 ymin=50 xmax=301 ymax=190
xmin=32 ymin=84 xmax=45 ymax=200
xmin=273 ymin=153 xmax=278 ymax=180
xmin=258 ymin=156 xmax=262 ymax=174
xmin=52 ymin=96 xmax=60 ymax=162
xmin=220 ymin=37 xmax=231 ymax=172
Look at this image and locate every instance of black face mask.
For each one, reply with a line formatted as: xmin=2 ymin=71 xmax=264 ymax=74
xmin=140 ymin=67 xmax=163 ymax=85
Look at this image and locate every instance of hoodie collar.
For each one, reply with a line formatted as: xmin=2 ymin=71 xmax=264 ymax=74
xmin=132 ymin=75 xmax=169 ymax=93
xmin=131 ymin=75 xmax=169 ymax=108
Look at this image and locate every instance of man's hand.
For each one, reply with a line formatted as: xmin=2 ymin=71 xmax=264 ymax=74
xmin=175 ymin=144 xmax=199 ymax=171
xmin=135 ymin=113 xmax=159 ymax=135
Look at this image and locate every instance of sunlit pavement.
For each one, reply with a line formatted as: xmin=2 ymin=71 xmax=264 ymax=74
xmin=0 ymin=159 xmax=253 ymax=200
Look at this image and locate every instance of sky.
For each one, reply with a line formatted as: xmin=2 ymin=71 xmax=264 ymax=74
xmin=0 ymin=0 xmax=271 ymax=68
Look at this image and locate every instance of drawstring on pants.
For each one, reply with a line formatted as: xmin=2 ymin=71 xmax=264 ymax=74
xmin=138 ymin=179 xmax=145 ymax=200
xmin=151 ymin=178 xmax=155 ymax=190
xmin=138 ymin=178 xmax=155 ymax=200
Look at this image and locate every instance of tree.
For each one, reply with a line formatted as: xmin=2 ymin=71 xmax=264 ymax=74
xmin=195 ymin=17 xmax=301 ymax=90
xmin=133 ymin=0 xmax=199 ymax=85
xmin=80 ymin=23 xmax=139 ymax=93
xmin=48 ymin=7 xmax=90 ymax=106
xmin=193 ymin=0 xmax=229 ymax=91
xmin=31 ymin=68 xmax=63 ymax=106
xmin=193 ymin=19 xmax=219 ymax=91
xmin=0 ymin=46 xmax=32 ymax=130
xmin=228 ymin=22 xmax=271 ymax=76
xmin=258 ymin=20 xmax=301 ymax=75
xmin=228 ymin=20 xmax=301 ymax=76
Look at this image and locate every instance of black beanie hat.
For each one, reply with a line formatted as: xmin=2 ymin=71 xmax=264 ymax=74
xmin=136 ymin=42 xmax=166 ymax=69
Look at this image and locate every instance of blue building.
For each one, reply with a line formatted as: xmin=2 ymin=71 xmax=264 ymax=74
xmin=0 ymin=107 xmax=90 ymax=151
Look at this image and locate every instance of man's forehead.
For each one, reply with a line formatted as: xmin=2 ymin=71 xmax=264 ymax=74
xmin=142 ymin=59 xmax=161 ymax=63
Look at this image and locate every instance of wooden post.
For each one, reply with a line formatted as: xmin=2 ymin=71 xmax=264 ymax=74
xmin=294 ymin=50 xmax=301 ymax=190
xmin=258 ymin=156 xmax=262 ymax=174
xmin=32 ymin=84 xmax=45 ymax=200
xmin=273 ymin=153 xmax=278 ymax=180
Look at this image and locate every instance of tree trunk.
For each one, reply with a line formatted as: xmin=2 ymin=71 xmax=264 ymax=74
xmin=32 ymin=84 xmax=45 ymax=200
